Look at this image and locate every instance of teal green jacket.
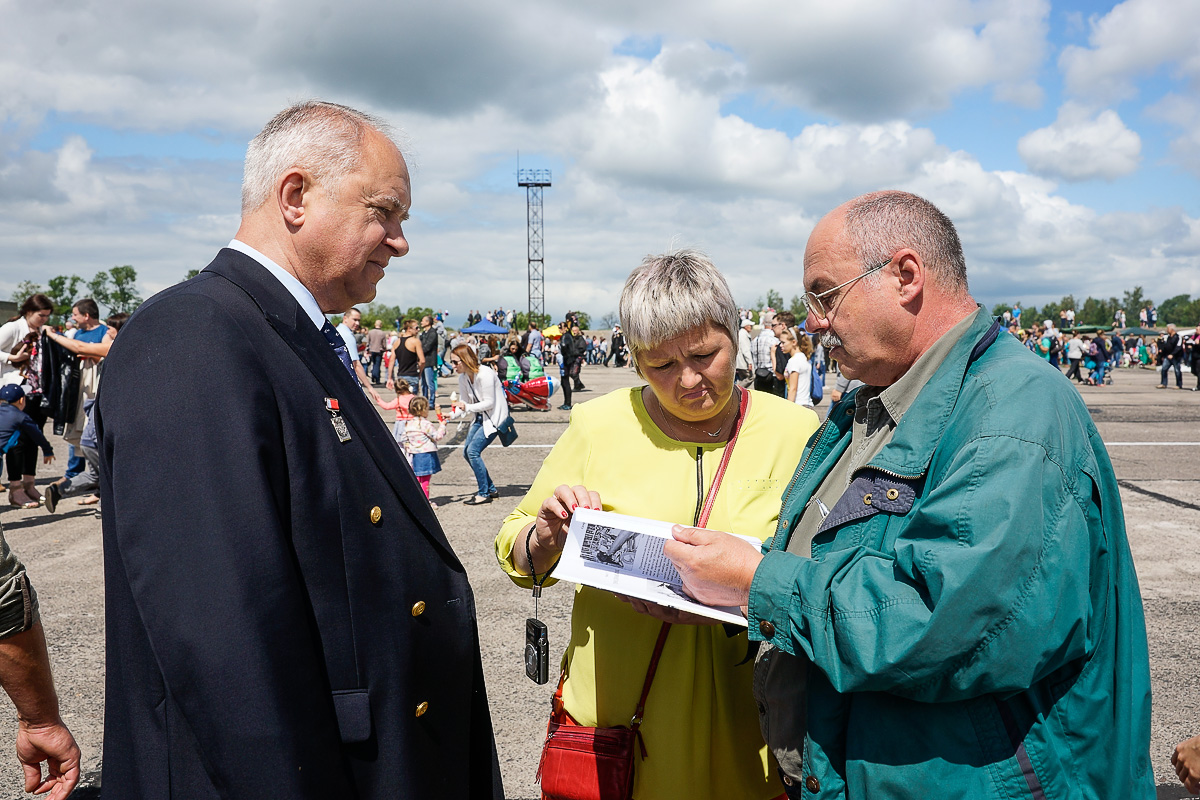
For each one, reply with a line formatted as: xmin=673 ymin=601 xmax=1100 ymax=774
xmin=748 ymin=313 xmax=1153 ymax=799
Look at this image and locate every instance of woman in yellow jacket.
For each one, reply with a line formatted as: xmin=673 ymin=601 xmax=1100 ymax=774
xmin=496 ymin=250 xmax=819 ymax=800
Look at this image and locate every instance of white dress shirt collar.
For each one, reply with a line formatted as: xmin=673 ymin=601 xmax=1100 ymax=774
xmin=226 ymin=239 xmax=326 ymax=331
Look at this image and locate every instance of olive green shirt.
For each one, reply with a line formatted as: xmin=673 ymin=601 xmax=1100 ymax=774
xmin=785 ymin=309 xmax=981 ymax=557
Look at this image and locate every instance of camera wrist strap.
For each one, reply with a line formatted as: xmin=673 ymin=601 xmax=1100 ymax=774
xmin=527 ymin=528 xmax=560 ymax=620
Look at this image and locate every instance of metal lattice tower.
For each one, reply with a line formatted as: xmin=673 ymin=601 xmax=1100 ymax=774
xmin=517 ymin=168 xmax=551 ymax=325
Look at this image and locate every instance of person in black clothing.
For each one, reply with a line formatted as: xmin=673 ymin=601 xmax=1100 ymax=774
xmin=1188 ymin=333 xmax=1200 ymax=391
xmin=0 ymin=385 xmax=54 ymax=508
xmin=418 ymin=316 xmax=439 ymax=402
xmin=604 ymin=325 xmax=626 ymax=367
xmin=567 ymin=324 xmax=586 ymax=392
xmin=557 ymin=323 xmax=581 ymax=410
xmin=1157 ymin=324 xmax=1183 ymax=389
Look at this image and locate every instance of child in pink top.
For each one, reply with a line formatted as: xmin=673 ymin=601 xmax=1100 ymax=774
xmin=402 ymin=396 xmax=447 ymax=506
xmin=378 ymin=378 xmax=416 ymax=440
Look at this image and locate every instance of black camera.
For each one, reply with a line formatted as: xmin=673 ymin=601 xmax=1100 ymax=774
xmin=525 ymin=618 xmax=549 ymax=685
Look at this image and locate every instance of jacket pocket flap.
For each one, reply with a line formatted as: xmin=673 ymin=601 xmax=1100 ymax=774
xmin=331 ymin=689 xmax=372 ymax=743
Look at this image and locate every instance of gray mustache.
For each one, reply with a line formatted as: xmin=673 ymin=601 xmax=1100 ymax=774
xmin=820 ymin=331 xmax=843 ymax=350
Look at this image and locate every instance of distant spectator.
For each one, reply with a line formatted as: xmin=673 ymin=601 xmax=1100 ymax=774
xmin=0 ymin=385 xmax=54 ymax=508
xmin=0 ymin=294 xmax=54 ymax=437
xmin=365 ymin=320 xmax=387 ymax=385
xmin=1157 ymin=324 xmax=1183 ymax=389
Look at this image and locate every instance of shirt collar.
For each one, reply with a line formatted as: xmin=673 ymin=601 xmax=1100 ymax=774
xmin=855 ymin=308 xmax=982 ymax=428
xmin=227 ymin=239 xmax=325 ymax=331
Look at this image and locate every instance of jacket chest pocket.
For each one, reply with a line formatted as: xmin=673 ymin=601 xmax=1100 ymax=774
xmin=812 ymin=471 xmax=920 ymax=555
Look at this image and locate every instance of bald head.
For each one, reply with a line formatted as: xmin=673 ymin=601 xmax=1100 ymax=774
xmin=833 ymin=191 xmax=969 ymax=294
xmin=802 ymin=190 xmax=978 ymax=386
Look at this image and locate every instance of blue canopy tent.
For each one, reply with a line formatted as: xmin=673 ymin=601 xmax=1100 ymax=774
xmin=460 ymin=320 xmax=509 ymax=335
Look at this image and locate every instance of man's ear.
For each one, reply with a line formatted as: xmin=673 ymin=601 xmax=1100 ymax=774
xmin=894 ymin=249 xmax=925 ymax=307
xmin=279 ymin=169 xmax=309 ymax=229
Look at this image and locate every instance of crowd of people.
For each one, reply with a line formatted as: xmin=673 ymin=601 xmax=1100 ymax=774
xmin=0 ymin=101 xmax=1197 ymax=800
xmin=995 ymin=316 xmax=1200 ymax=390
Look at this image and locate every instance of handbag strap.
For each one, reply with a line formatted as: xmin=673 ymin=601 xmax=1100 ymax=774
xmin=696 ymin=387 xmax=751 ymax=529
xmin=629 ymin=387 xmax=753 ymax=734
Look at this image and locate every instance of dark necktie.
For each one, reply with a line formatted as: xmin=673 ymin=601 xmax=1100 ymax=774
xmin=320 ymin=320 xmax=357 ymax=380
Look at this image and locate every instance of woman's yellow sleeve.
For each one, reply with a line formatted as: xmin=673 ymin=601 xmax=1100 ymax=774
xmin=494 ymin=408 xmax=594 ymax=589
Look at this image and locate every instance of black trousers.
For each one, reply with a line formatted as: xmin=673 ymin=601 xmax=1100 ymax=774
xmin=5 ymin=438 xmax=37 ymax=482
xmin=1065 ymin=358 xmax=1083 ymax=382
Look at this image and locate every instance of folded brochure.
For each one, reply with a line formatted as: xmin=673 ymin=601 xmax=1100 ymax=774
xmin=553 ymin=507 xmax=758 ymax=626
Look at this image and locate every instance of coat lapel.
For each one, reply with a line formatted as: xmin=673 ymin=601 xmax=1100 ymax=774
xmin=203 ymin=250 xmax=452 ymax=556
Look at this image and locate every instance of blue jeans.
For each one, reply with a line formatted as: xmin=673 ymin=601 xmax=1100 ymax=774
xmin=421 ymin=366 xmax=438 ymax=402
xmin=1092 ymin=360 xmax=1107 ymax=384
xmin=369 ymin=351 xmax=383 ymax=384
xmin=64 ymin=444 xmax=85 ymax=478
xmin=463 ymin=417 xmax=497 ymax=497
xmin=1161 ymin=356 xmax=1182 ymax=387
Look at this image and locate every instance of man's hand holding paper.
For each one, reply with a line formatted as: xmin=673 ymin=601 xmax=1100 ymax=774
xmin=664 ymin=524 xmax=763 ymax=613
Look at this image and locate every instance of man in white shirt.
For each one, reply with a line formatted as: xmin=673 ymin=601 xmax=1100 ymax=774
xmin=334 ymin=306 xmax=378 ymax=398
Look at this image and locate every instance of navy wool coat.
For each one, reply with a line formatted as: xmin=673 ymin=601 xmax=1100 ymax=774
xmin=96 ymin=249 xmax=503 ymax=798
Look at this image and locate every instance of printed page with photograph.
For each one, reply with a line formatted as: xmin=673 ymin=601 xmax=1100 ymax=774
xmin=554 ymin=508 xmax=757 ymax=626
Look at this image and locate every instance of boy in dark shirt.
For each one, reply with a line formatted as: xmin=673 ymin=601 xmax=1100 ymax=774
xmin=0 ymin=385 xmax=54 ymax=508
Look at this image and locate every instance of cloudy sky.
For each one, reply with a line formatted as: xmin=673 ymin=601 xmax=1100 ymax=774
xmin=3 ymin=0 xmax=1198 ymax=323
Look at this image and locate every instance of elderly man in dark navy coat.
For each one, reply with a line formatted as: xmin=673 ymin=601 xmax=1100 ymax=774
xmin=95 ymin=101 xmax=503 ymax=798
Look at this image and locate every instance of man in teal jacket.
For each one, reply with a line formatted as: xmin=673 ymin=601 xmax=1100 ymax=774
xmin=666 ymin=191 xmax=1153 ymax=798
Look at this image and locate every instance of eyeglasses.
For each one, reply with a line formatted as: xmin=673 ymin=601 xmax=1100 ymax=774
xmin=449 ymin=358 xmax=462 ymax=365
xmin=803 ymin=257 xmax=891 ymax=321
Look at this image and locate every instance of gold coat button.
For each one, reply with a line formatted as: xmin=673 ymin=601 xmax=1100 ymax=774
xmin=415 ymin=701 xmax=429 ymax=717
xmin=806 ymin=775 xmax=820 ymax=792
xmin=411 ymin=600 xmax=426 ymax=617
xmin=759 ymin=620 xmax=776 ymax=638
xmin=886 ymin=488 xmax=899 ymax=501
xmin=369 ymin=506 xmax=382 ymax=524
xmin=863 ymin=493 xmax=873 ymax=506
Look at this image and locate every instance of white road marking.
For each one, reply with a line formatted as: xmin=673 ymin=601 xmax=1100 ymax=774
xmin=1104 ymin=442 xmax=1200 ymax=446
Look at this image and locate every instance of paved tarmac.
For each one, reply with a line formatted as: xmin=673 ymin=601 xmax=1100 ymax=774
xmin=0 ymin=358 xmax=1196 ymax=798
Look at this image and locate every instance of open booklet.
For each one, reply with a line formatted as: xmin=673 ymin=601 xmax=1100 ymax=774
xmin=553 ymin=507 xmax=759 ymax=626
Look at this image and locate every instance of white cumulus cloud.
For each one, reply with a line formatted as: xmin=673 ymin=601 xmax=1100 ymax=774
xmin=1059 ymin=0 xmax=1200 ymax=101
xmin=1017 ymin=103 xmax=1141 ymax=181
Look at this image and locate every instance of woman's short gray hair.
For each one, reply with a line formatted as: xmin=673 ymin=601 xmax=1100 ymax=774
xmin=619 ymin=249 xmax=739 ymax=373
xmin=241 ymin=100 xmax=400 ymax=214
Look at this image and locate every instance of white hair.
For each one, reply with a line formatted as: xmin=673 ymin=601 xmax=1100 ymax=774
xmin=241 ymin=100 xmax=401 ymax=214
xmin=618 ymin=248 xmax=739 ymax=375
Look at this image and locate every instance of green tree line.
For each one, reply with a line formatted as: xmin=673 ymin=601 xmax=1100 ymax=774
xmin=750 ymin=286 xmax=1200 ymax=328
xmin=990 ymin=287 xmax=1200 ymax=328
xmin=11 ymin=266 xmax=143 ymax=321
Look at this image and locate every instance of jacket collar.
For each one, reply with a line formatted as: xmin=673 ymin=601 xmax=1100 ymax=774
xmin=860 ymin=310 xmax=1002 ymax=480
xmin=203 ymin=250 xmax=451 ymax=555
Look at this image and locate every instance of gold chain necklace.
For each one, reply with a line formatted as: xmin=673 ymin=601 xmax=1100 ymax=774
xmin=648 ymin=390 xmax=736 ymax=440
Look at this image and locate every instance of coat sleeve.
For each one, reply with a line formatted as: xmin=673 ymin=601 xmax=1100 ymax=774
xmin=748 ymin=432 xmax=1100 ymax=702
xmin=99 ymin=292 xmax=354 ymax=795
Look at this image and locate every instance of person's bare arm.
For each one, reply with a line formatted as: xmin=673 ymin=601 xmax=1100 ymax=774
xmin=44 ymin=329 xmax=111 ymax=359
xmin=0 ymin=622 xmax=80 ymax=799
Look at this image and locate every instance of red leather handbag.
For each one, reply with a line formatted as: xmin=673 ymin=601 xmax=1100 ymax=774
xmin=535 ymin=621 xmax=669 ymax=800
xmin=535 ymin=389 xmax=752 ymax=800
